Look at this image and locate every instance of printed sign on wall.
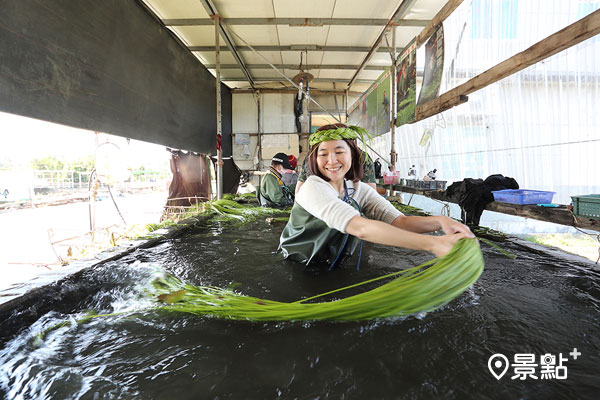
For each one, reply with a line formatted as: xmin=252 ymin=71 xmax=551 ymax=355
xmin=347 ymin=69 xmax=392 ymax=136
xmin=417 ymin=25 xmax=445 ymax=106
xmin=395 ymin=39 xmax=417 ymax=127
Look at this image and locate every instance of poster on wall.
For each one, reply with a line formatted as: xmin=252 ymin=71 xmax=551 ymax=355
xmin=395 ymin=39 xmax=417 ymax=127
xmin=347 ymin=69 xmax=391 ymax=136
xmin=417 ymin=25 xmax=444 ymax=106
xmin=376 ymin=72 xmax=391 ymax=134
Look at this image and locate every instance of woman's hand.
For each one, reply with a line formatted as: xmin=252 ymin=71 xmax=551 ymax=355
xmin=430 ymin=232 xmax=472 ymax=257
xmin=437 ymin=216 xmax=475 ymax=238
xmin=429 ymin=217 xmax=475 ymax=257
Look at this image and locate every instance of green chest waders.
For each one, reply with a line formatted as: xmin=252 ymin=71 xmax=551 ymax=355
xmin=279 ymin=183 xmax=362 ymax=269
xmin=258 ymin=170 xmax=294 ymax=208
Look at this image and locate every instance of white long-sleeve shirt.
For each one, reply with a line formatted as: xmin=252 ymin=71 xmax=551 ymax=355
xmin=296 ymin=176 xmax=403 ymax=233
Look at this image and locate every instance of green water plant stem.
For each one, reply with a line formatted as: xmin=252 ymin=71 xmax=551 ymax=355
xmin=34 ymin=239 xmax=484 ymax=343
xmin=151 ymin=238 xmax=483 ymax=321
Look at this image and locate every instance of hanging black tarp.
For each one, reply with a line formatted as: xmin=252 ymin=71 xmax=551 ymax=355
xmin=212 ymin=157 xmax=242 ymax=195
xmin=0 ymin=0 xmax=232 ymax=156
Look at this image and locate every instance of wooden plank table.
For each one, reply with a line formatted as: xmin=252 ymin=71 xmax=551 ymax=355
xmin=379 ymin=184 xmax=600 ymax=232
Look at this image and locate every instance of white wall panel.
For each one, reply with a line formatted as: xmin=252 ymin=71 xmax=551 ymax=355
xmin=232 ymin=93 xmax=299 ymax=170
xmin=262 ymin=94 xmax=295 ymax=133
xmin=232 ymin=94 xmax=258 ymax=133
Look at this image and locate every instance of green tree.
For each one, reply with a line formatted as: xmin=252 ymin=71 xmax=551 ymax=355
xmin=67 ymin=156 xmax=95 ymax=183
xmin=67 ymin=156 xmax=95 ymax=172
xmin=30 ymin=156 xmax=65 ymax=171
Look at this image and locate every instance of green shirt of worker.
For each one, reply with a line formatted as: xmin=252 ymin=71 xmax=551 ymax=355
xmin=257 ymin=153 xmax=294 ymax=208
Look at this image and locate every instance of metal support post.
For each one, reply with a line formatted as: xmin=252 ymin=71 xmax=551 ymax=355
xmin=390 ymin=28 xmax=398 ymax=170
xmin=345 ymin=89 xmax=349 ymax=120
xmin=214 ymin=14 xmax=223 ymax=199
xmin=256 ymin=91 xmax=262 ymax=170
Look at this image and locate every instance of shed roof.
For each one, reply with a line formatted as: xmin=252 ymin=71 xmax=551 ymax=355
xmin=141 ymin=0 xmax=447 ymax=94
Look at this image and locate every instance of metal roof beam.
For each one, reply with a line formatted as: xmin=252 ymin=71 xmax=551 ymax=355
xmin=347 ymin=0 xmax=417 ymax=89
xmin=164 ymin=17 xmax=429 ymax=27
xmin=205 ymin=64 xmax=388 ymax=70
xmin=232 ymin=89 xmax=362 ymax=95
xmin=190 ymin=45 xmax=401 ymax=53
xmin=198 ymin=0 xmax=255 ymax=87
xmin=221 ymin=77 xmax=374 ymax=83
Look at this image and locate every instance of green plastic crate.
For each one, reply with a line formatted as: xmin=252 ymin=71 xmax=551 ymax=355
xmin=571 ymin=194 xmax=600 ymax=220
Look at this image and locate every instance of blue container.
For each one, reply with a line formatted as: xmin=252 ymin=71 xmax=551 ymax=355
xmin=491 ymin=189 xmax=555 ymax=205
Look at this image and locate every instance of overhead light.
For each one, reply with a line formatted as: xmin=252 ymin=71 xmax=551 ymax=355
xmin=292 ymin=72 xmax=314 ymax=86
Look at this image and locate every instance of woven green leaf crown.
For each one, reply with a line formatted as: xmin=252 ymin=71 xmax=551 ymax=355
xmin=309 ymin=125 xmax=373 ymax=147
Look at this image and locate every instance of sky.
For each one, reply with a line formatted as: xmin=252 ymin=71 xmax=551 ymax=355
xmin=0 ymin=111 xmax=170 ymax=171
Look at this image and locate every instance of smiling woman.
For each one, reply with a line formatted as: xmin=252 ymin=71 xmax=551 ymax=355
xmin=279 ymin=124 xmax=475 ymax=269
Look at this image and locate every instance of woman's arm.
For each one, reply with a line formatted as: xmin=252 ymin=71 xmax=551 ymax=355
xmin=391 ymin=215 xmax=473 ymax=236
xmin=345 ymin=215 xmax=473 ymax=257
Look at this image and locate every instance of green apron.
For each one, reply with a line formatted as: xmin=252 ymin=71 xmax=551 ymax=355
xmin=257 ymin=168 xmax=294 ymax=208
xmin=279 ymin=183 xmax=362 ymax=268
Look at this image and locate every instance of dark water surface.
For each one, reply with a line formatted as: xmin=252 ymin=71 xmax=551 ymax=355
xmin=1 ymin=218 xmax=599 ymax=399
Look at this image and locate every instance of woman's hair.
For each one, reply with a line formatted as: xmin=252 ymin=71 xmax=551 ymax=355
xmin=307 ymin=124 xmax=364 ymax=182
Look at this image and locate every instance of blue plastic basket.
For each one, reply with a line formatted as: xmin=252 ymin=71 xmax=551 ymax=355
xmin=491 ymin=189 xmax=555 ymax=205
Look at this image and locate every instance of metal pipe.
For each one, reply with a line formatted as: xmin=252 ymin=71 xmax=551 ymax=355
xmin=205 ymin=64 xmax=388 ymax=70
xmin=199 ymin=0 xmax=254 ymax=87
xmin=333 ymin=83 xmax=342 ymax=122
xmin=221 ymin=77 xmax=374 ymax=84
xmin=215 ymin=15 xmax=223 ymax=200
xmin=390 ymin=28 xmax=397 ymax=171
xmin=345 ymin=89 xmax=349 ymax=120
xmin=233 ymin=88 xmax=361 ymax=95
xmin=257 ymin=91 xmax=262 ymax=170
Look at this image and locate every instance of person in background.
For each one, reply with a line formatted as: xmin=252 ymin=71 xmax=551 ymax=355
xmin=295 ymin=123 xmax=377 ymax=195
xmin=280 ymin=125 xmax=473 ymax=267
xmin=425 ymin=169 xmax=437 ymax=181
xmin=257 ymin=153 xmax=294 ymax=208
xmin=408 ymin=165 xmax=417 ymax=179
xmin=281 ymin=154 xmax=299 ymax=193
xmin=373 ymin=158 xmax=382 ymax=179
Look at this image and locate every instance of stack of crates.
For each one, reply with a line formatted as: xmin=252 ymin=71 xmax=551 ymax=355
xmin=571 ymin=194 xmax=600 ymax=220
xmin=406 ymin=180 xmax=447 ymax=191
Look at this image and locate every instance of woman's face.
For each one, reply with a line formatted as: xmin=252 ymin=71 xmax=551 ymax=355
xmin=316 ymin=140 xmax=352 ymax=182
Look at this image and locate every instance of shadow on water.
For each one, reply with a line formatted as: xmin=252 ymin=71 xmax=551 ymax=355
xmin=0 ymin=218 xmax=599 ymax=399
